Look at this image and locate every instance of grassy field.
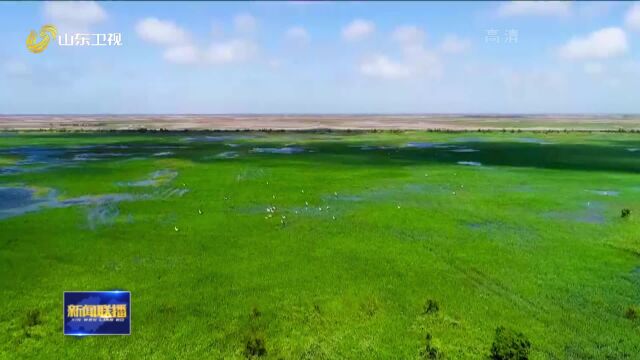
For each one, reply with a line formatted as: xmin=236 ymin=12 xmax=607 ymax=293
xmin=1 ymin=130 xmax=639 ymax=359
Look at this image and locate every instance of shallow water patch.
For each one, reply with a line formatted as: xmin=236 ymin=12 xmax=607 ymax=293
xmin=250 ymin=147 xmax=304 ymax=154
xmin=0 ymin=145 xmax=154 ymax=175
xmin=405 ymin=142 xmax=451 ymax=149
xmin=449 ymin=148 xmax=479 ymax=153
xmin=544 ymin=202 xmax=607 ymax=224
xmin=0 ymin=187 xmax=41 ymax=211
xmin=86 ymin=202 xmax=120 ymax=230
xmin=152 ymin=151 xmax=174 ymax=157
xmin=216 ymin=151 xmax=239 ymax=159
xmin=587 ymin=190 xmax=619 ymax=196
xmin=515 ymin=138 xmax=552 ymax=145
xmin=72 ymin=152 xmax=130 ymax=161
xmin=117 ymin=169 xmax=177 ymax=187
xmin=156 ymin=187 xmax=189 ymax=198
xmin=352 ymin=144 xmax=395 ymax=151
xmin=457 ymin=161 xmax=482 ymax=166
xmin=0 ymin=186 xmax=139 ymax=220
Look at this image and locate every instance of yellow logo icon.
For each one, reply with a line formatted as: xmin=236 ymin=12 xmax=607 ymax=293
xmin=26 ymin=24 xmax=57 ymax=54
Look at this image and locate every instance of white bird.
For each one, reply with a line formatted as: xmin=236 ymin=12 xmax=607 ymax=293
xmin=198 ymin=209 xmax=203 ymax=215
xmin=174 ymin=226 xmax=179 ymax=232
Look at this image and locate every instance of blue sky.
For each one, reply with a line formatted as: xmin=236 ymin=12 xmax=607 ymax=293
xmin=0 ymin=1 xmax=639 ymax=114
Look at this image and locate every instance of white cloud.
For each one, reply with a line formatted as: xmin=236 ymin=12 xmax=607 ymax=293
xmin=626 ymin=3 xmax=640 ymax=31
xmin=558 ymin=27 xmax=628 ymax=60
xmin=392 ymin=25 xmax=425 ymax=45
xmin=440 ymin=35 xmax=471 ymax=54
xmin=286 ymin=26 xmax=310 ymax=44
xmin=342 ymin=19 xmax=375 ymax=41
xmin=497 ymin=1 xmax=571 ymax=17
xmin=206 ymin=39 xmax=257 ymax=64
xmin=159 ymin=39 xmax=258 ymax=65
xmin=583 ymin=62 xmax=604 ymax=75
xmin=136 ymin=15 xmax=259 ymax=66
xmin=234 ymin=13 xmax=257 ymax=33
xmin=360 ymin=55 xmax=410 ymax=79
xmin=360 ymin=24 xmax=443 ymax=81
xmin=136 ymin=18 xmax=190 ymax=46
xmin=163 ymin=45 xmax=200 ymax=64
xmin=44 ymin=1 xmax=107 ymax=33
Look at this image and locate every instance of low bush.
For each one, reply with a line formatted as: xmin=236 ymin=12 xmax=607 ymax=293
xmin=24 ymin=309 xmax=41 ymax=328
xmin=250 ymin=306 xmax=261 ymax=319
xmin=421 ymin=333 xmax=445 ymax=359
xmin=423 ymin=299 xmax=440 ymax=315
xmin=621 ymin=208 xmax=631 ymax=218
xmin=490 ymin=326 xmax=531 ymax=360
xmin=624 ymin=305 xmax=639 ymax=320
xmin=244 ymin=334 xmax=267 ymax=358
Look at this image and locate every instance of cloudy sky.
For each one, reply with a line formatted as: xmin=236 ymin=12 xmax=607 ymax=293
xmin=1 ymin=1 xmax=639 ymax=114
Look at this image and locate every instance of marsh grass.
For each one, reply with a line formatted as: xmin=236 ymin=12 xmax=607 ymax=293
xmin=1 ymin=131 xmax=639 ymax=358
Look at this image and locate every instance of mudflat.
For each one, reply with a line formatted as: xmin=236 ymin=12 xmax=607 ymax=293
xmin=2 ymin=114 xmax=640 ymax=131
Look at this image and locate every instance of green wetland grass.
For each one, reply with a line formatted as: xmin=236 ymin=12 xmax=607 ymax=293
xmin=1 ymin=130 xmax=639 ymax=359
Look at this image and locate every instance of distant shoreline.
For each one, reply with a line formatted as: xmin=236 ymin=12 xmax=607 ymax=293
xmin=1 ymin=114 xmax=640 ymax=131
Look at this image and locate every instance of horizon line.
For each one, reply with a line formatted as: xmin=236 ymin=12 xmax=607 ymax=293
xmin=1 ymin=113 xmax=640 ymax=117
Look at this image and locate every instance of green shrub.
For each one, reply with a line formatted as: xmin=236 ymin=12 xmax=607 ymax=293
xmin=421 ymin=333 xmax=445 ymax=359
xmin=250 ymin=306 xmax=261 ymax=319
xmin=624 ymin=305 xmax=639 ymax=320
xmin=423 ymin=299 xmax=440 ymax=315
xmin=490 ymin=326 xmax=531 ymax=360
xmin=244 ymin=334 xmax=267 ymax=358
xmin=621 ymin=208 xmax=631 ymax=218
xmin=24 ymin=309 xmax=41 ymax=328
